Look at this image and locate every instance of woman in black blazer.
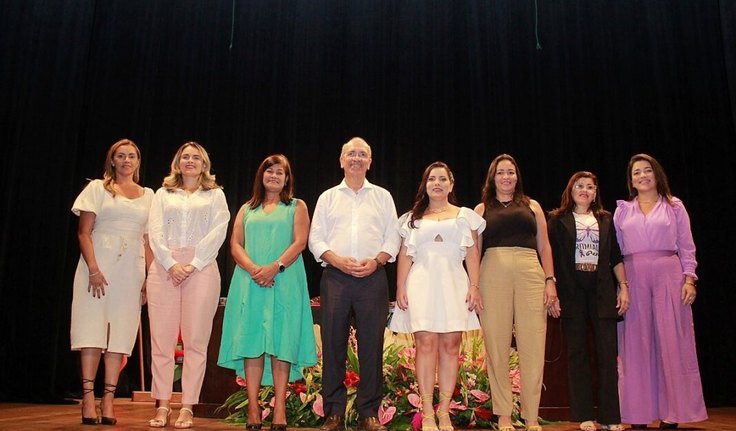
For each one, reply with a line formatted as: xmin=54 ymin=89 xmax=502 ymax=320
xmin=548 ymin=171 xmax=629 ymax=431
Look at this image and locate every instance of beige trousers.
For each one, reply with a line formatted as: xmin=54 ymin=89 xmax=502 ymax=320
xmin=478 ymin=247 xmax=547 ymax=421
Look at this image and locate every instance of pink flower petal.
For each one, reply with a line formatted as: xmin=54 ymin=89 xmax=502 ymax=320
xmin=378 ymin=405 xmax=396 ymax=425
xmin=312 ymin=394 xmax=325 ymax=417
xmin=411 ymin=411 xmax=423 ymax=431
xmin=407 ymin=393 xmax=421 ymax=408
xmin=469 ymin=389 xmax=490 ymax=403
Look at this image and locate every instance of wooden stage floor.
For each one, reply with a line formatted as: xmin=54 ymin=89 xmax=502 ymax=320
xmin=0 ymin=400 xmax=732 ymax=431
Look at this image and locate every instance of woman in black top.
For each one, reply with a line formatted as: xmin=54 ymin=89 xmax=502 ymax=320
xmin=474 ymin=154 xmax=559 ymax=431
xmin=548 ymin=171 xmax=628 ymax=431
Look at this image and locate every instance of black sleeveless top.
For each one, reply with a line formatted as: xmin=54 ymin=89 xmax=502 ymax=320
xmin=481 ymin=199 xmax=537 ymax=252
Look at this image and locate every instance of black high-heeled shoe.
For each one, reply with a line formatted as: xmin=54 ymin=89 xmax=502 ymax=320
xmin=81 ymin=378 xmax=99 ymax=425
xmin=100 ymin=383 xmax=117 ymax=425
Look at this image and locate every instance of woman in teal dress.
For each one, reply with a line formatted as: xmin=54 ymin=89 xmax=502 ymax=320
xmin=218 ymin=154 xmax=317 ymax=431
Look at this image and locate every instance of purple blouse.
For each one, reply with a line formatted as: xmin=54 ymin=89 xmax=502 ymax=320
xmin=613 ymin=195 xmax=698 ymax=279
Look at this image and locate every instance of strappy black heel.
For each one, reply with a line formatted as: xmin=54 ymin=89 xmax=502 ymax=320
xmin=100 ymin=383 xmax=117 ymax=425
xmin=81 ymin=378 xmax=99 ymax=425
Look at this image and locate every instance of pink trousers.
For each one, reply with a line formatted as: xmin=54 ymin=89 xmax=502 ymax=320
xmin=147 ymin=248 xmax=220 ymax=404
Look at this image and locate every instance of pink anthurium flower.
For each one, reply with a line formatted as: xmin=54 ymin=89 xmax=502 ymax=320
xmin=407 ymin=393 xmax=422 ymax=408
xmin=378 ymin=405 xmax=396 ymax=425
xmin=469 ymin=389 xmax=490 ymax=403
xmin=312 ymin=394 xmax=325 ymax=417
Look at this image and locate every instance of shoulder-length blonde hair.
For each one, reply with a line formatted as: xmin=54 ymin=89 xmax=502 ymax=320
xmin=162 ymin=141 xmax=221 ymax=191
xmin=103 ymin=138 xmax=141 ymax=196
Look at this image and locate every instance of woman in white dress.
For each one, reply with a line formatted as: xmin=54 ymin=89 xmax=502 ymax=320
xmin=389 ymin=161 xmax=485 ymax=431
xmin=146 ymin=142 xmax=230 ymax=429
xmin=71 ymin=138 xmax=154 ymax=425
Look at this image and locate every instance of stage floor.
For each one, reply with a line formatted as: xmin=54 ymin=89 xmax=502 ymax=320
xmin=0 ymin=400 xmax=732 ymax=430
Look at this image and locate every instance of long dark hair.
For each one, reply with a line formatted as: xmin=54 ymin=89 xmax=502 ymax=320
xmin=549 ymin=171 xmax=608 ymax=218
xmin=408 ymin=161 xmax=458 ymax=228
xmin=480 ymin=154 xmax=530 ymax=215
xmin=626 ymin=153 xmax=673 ymax=204
xmin=246 ymin=154 xmax=294 ymax=208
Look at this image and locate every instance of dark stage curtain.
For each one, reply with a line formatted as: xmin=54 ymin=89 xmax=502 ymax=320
xmin=1 ymin=0 xmax=734 ymax=407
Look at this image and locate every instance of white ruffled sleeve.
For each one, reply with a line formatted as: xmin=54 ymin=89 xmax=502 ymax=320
xmin=457 ymin=207 xmax=486 ymax=256
xmin=71 ymin=179 xmax=106 ymax=216
xmin=398 ymin=212 xmax=419 ymax=259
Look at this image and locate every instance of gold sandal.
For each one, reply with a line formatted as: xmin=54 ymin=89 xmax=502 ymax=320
xmin=420 ymin=393 xmax=438 ymax=431
xmin=436 ymin=391 xmax=454 ymax=431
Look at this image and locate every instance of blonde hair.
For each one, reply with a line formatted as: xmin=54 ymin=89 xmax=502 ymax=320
xmin=162 ymin=141 xmax=221 ymax=191
xmin=103 ymin=138 xmax=141 ymax=196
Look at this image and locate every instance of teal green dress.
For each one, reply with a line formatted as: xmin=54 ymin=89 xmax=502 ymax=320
xmin=218 ymin=200 xmax=317 ymax=385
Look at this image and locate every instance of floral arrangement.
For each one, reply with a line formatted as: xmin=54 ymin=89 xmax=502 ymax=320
xmin=218 ymin=327 xmax=525 ymax=429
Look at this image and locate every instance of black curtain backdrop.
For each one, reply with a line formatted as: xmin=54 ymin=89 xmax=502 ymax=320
xmin=1 ymin=0 xmax=734 ymax=407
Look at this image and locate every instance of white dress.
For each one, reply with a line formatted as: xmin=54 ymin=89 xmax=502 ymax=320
xmin=389 ymin=207 xmax=485 ymax=333
xmin=70 ymin=179 xmax=154 ymax=355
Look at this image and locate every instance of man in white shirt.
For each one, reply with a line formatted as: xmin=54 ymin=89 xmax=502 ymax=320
xmin=309 ymin=137 xmax=400 ymax=431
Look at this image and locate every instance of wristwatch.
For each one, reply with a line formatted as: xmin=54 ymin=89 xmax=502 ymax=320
xmin=277 ymin=260 xmax=286 ymax=273
xmin=544 ymin=275 xmax=557 ymax=283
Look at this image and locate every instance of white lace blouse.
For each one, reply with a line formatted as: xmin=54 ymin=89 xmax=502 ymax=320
xmin=148 ymin=187 xmax=230 ymax=271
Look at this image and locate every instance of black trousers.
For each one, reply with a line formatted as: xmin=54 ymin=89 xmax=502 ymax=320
xmin=319 ymin=266 xmax=388 ymax=419
xmin=561 ymin=270 xmax=621 ymax=424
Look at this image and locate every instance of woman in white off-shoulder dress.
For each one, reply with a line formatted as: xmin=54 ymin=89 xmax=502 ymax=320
xmin=71 ymin=139 xmax=153 ymax=425
xmin=389 ymin=161 xmax=485 ymax=431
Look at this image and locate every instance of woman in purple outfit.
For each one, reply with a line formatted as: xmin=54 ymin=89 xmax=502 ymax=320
xmin=614 ymin=154 xmax=707 ymax=429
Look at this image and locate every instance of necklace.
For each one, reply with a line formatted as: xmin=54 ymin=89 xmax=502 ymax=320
xmin=428 ymin=206 xmax=447 ymax=214
xmin=499 ymin=200 xmax=513 ymax=208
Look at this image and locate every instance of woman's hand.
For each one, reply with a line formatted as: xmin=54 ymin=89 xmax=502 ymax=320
xmin=88 ymin=270 xmax=108 ymax=298
xmin=681 ymin=281 xmax=697 ymax=305
xmin=396 ymin=285 xmax=408 ymax=310
xmin=251 ymin=263 xmax=278 ymax=287
xmin=466 ymin=285 xmax=483 ymax=312
xmin=617 ymin=285 xmax=630 ymax=315
xmin=544 ymin=281 xmax=561 ymax=318
xmin=168 ymin=263 xmax=191 ymax=286
xmin=140 ymin=280 xmax=148 ymax=305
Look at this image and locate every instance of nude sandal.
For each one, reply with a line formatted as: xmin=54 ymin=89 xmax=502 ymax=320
xmin=580 ymin=421 xmax=597 ymax=431
xmin=149 ymin=406 xmax=171 ymax=428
